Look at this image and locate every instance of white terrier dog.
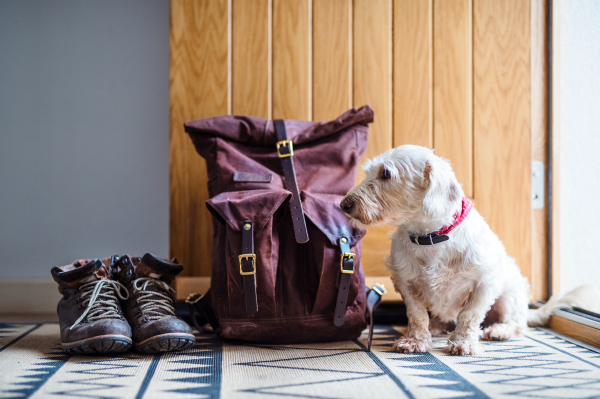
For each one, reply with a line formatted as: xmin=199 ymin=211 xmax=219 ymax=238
xmin=341 ymin=145 xmax=597 ymax=356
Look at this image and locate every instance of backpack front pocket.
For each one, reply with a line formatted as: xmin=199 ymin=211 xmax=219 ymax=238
xmin=207 ymin=189 xmax=291 ymax=319
xmin=300 ymin=191 xmax=366 ymax=318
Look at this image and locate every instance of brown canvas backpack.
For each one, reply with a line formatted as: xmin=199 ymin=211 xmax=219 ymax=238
xmin=183 ymin=106 xmax=385 ymax=346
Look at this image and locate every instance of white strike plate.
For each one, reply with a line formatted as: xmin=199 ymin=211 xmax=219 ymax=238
xmin=532 ymin=161 xmax=545 ymax=210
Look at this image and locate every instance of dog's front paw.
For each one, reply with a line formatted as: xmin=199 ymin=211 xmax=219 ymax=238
xmin=392 ymin=337 xmax=433 ymax=353
xmin=446 ymin=339 xmax=482 ymax=356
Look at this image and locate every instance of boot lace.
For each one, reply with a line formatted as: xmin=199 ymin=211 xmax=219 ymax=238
xmin=71 ymin=280 xmax=129 ymax=329
xmin=132 ymin=277 xmax=176 ymax=321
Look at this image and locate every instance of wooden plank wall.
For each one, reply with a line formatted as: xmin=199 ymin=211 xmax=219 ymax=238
xmin=353 ymin=0 xmax=392 ymax=275
xmin=170 ymin=0 xmax=228 ymax=278
xmin=170 ymin=0 xmax=541 ymax=298
xmin=473 ymin=0 xmax=532 ymax=287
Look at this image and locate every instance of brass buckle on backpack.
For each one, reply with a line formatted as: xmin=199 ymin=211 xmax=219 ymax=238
xmin=340 ymin=252 xmax=355 ymax=274
xmin=239 ymin=254 xmax=257 ymax=275
xmin=276 ymin=140 xmax=294 ymax=158
xmin=372 ymin=283 xmax=387 ymax=296
xmin=185 ymin=293 xmax=203 ymax=305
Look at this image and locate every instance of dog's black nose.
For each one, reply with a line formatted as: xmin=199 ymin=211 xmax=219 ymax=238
xmin=340 ymin=197 xmax=355 ymax=214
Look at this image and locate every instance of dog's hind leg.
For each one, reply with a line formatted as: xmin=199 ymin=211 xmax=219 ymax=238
xmin=482 ymin=322 xmax=522 ymax=341
xmin=447 ymin=283 xmax=498 ymax=355
xmin=482 ymin=279 xmax=528 ymax=341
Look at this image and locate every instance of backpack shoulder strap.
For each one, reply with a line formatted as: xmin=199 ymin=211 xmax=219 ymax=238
xmin=273 ymin=119 xmax=309 ymax=243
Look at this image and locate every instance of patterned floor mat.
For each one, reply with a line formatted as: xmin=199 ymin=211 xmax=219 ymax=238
xmin=0 ymin=323 xmax=599 ymax=398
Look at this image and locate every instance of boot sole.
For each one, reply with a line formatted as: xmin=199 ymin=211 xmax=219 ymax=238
xmin=134 ymin=333 xmax=196 ymax=353
xmin=62 ymin=334 xmax=133 ymax=355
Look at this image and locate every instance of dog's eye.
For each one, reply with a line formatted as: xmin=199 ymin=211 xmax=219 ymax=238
xmin=381 ymin=169 xmax=391 ymax=180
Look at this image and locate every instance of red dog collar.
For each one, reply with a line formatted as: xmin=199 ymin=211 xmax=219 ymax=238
xmin=410 ymin=197 xmax=473 ymax=245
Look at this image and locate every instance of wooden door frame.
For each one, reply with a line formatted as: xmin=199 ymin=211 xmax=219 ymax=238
xmin=531 ymin=0 xmax=558 ymax=302
xmin=549 ymin=0 xmax=561 ymax=298
xmin=531 ymin=0 xmax=560 ymax=302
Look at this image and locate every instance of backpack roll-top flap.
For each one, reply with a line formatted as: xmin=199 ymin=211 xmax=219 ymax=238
xmin=184 ymin=105 xmax=373 ymax=147
xmin=185 ymin=107 xmax=371 ymax=203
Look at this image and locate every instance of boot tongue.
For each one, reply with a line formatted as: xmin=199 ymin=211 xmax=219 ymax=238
xmin=134 ymin=253 xmax=183 ymax=284
xmin=51 ymin=259 xmax=110 ymax=290
xmin=129 ymin=254 xmax=181 ymax=318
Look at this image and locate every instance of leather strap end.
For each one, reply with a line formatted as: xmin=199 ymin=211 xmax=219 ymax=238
xmin=334 ymin=237 xmax=354 ymax=326
xmin=187 ymin=289 xmax=220 ymax=333
xmin=241 ymin=222 xmax=258 ymax=315
xmin=365 ymin=284 xmax=385 ymax=351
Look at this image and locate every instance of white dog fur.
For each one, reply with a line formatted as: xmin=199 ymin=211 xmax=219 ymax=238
xmin=341 ymin=145 xmax=598 ymax=356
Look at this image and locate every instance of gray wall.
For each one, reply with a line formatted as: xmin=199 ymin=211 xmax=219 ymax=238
xmin=560 ymin=0 xmax=600 ymax=294
xmin=0 ymin=0 xmax=170 ymax=278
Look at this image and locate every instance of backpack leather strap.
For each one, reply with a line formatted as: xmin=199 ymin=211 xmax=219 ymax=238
xmin=365 ymin=283 xmax=386 ymax=351
xmin=186 ymin=289 xmax=219 ymax=333
xmin=274 ymin=119 xmax=309 ymax=244
xmin=334 ymin=237 xmax=355 ymax=326
xmin=240 ymin=221 xmax=258 ymax=314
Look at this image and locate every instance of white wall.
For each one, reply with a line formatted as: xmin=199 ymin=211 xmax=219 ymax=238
xmin=0 ymin=1 xmax=170 ymax=279
xmin=560 ymin=0 xmax=600 ymax=294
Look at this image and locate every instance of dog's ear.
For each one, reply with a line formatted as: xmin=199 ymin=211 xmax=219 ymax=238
xmin=421 ymin=157 xmax=463 ymax=219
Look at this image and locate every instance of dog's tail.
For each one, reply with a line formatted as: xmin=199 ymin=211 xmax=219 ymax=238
xmin=527 ymin=285 xmax=600 ymax=327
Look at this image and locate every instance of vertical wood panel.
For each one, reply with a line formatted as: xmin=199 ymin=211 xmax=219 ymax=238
xmin=474 ymin=0 xmax=531 ymax=280
xmin=232 ymin=0 xmax=269 ymax=118
xmin=313 ymin=0 xmax=351 ymax=121
xmin=353 ymin=0 xmax=392 ymax=162
xmin=393 ymin=0 xmax=432 ymax=149
xmin=433 ymin=0 xmax=473 ymax=197
xmin=273 ymin=0 xmax=310 ymax=120
xmin=531 ymin=0 xmax=548 ymax=301
xmin=353 ymin=0 xmax=393 ymax=276
xmin=170 ymin=0 xmax=229 ymax=277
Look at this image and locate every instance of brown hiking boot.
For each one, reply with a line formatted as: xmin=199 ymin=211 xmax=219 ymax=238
xmin=113 ymin=253 xmax=195 ymax=353
xmin=51 ymin=258 xmax=132 ymax=354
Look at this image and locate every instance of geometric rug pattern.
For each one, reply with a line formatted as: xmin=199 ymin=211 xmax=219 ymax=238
xmin=0 ymin=322 xmax=599 ymax=398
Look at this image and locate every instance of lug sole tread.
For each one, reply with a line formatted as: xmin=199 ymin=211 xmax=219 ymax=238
xmin=134 ymin=334 xmax=196 ymax=354
xmin=62 ymin=336 xmax=132 ymax=355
